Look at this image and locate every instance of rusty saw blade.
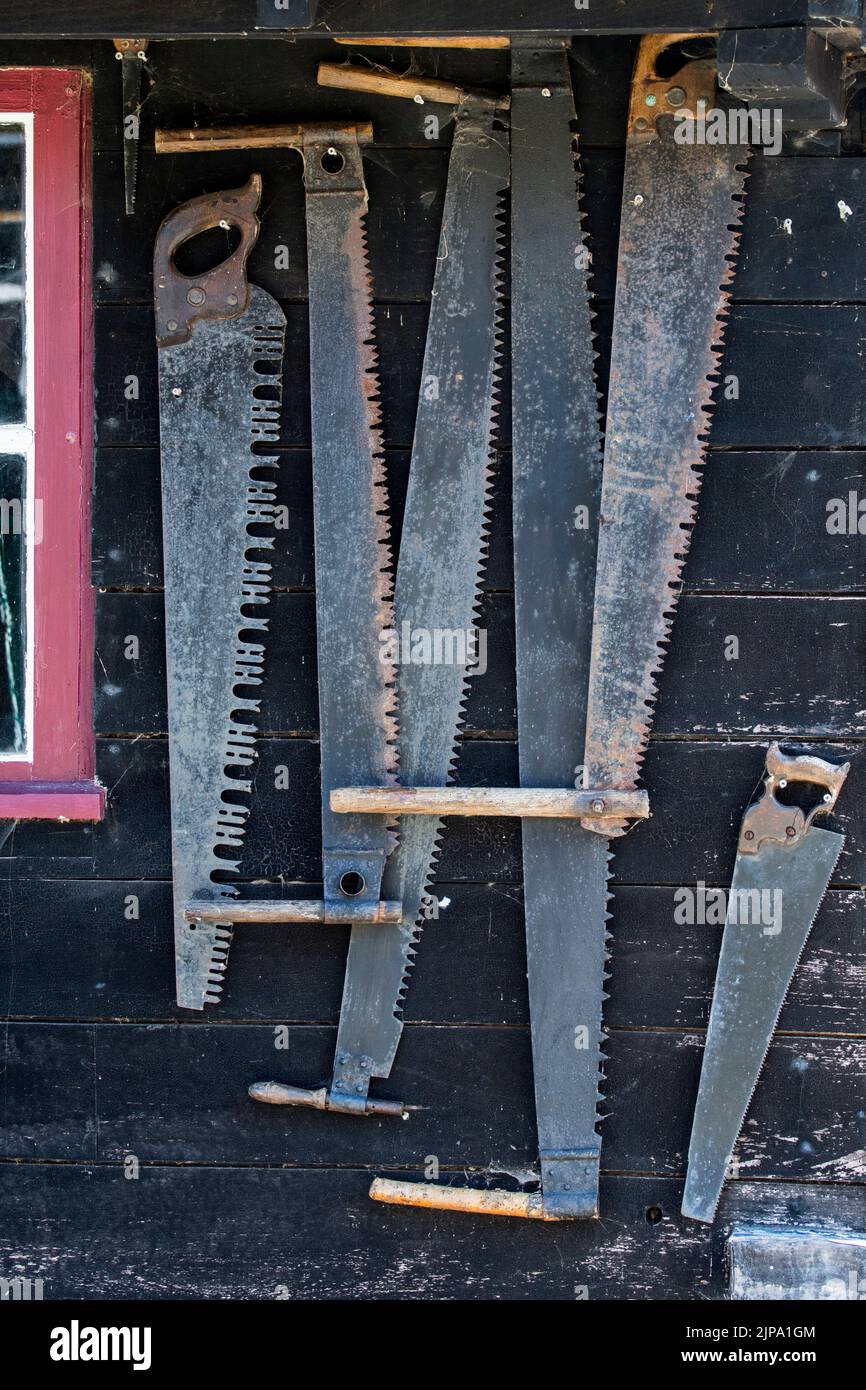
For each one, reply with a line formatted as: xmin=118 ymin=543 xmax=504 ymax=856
xmin=584 ymin=37 xmax=750 ymax=820
xmin=155 ymin=178 xmax=286 ymax=1009
xmin=327 ymin=93 xmax=510 ymax=1111
xmin=303 ymin=129 xmax=399 ymax=933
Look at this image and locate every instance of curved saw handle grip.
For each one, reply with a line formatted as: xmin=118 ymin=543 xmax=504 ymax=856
xmin=765 ymin=742 xmax=850 ymax=814
xmin=628 ymin=32 xmax=717 ymax=137
xmin=154 ymin=175 xmax=261 ymax=348
xmin=738 ymin=742 xmax=850 ymax=855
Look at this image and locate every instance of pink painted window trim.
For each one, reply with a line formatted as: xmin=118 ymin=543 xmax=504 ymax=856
xmin=0 ymin=69 xmax=103 ymax=820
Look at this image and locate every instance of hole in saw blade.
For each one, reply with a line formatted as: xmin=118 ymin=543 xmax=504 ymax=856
xmin=173 ymin=223 xmax=243 ymax=277
xmin=339 ymin=871 xmax=366 ymax=898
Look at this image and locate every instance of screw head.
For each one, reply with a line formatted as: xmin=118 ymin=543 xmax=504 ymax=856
xmin=666 ymin=86 xmax=687 ymax=107
xmin=786 ymin=825 xmax=797 ymax=838
xmin=186 ymin=286 xmax=206 ymax=306
xmin=634 ymin=117 xmax=650 ymax=133
xmin=167 ymin=319 xmax=178 ymax=333
xmin=591 ymin=798 xmax=605 ymax=814
xmin=744 ymin=830 xmax=755 ymax=841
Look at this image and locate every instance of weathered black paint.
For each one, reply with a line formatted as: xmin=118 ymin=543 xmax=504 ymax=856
xmin=0 ymin=32 xmax=863 ymax=1300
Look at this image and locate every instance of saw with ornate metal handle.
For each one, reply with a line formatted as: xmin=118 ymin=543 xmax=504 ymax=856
xmin=369 ymin=32 xmax=751 ymax=1221
xmin=682 ymin=744 xmax=850 ymax=1224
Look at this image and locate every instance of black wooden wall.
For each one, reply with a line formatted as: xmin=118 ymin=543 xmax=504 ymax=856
xmin=0 ymin=34 xmax=864 ymax=1300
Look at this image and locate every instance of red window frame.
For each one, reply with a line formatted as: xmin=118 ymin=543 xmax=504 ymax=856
xmin=0 ymin=69 xmax=103 ymax=819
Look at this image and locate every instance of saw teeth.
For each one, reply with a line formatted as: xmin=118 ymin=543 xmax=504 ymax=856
xmin=203 ymin=310 xmax=286 ymax=974
xmin=391 ymin=180 xmax=509 ymax=1022
xmin=356 ymin=209 xmax=400 ymax=794
xmin=589 ymin=151 xmax=751 ymax=839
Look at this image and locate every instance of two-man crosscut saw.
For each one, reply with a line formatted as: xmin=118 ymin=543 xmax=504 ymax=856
xmin=683 ymin=743 xmax=849 ymax=1223
xmin=156 ymin=122 xmax=409 ymax=1031
xmin=367 ymin=34 xmax=751 ymax=1220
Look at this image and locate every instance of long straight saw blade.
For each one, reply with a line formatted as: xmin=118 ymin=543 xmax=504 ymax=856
xmin=332 ymin=88 xmax=509 ymax=1112
xmin=155 ymin=178 xmax=285 ymax=1009
xmin=583 ymin=36 xmax=750 ymax=811
xmin=261 ymin=66 xmax=509 ymax=1116
xmin=509 ymin=42 xmax=607 ymax=1221
xmin=683 ymin=744 xmax=850 ymax=1223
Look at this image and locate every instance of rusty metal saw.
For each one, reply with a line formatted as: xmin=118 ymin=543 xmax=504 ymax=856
xmin=369 ymin=34 xmax=751 ymax=1220
xmin=683 ymin=743 xmax=849 ymax=1223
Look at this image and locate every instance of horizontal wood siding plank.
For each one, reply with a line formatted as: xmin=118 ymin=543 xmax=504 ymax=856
xmin=1 ymin=880 xmax=862 ymax=1035
xmin=93 ymin=591 xmax=866 ymax=737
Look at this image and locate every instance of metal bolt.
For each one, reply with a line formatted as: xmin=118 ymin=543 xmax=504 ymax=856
xmin=227 ymin=293 xmax=238 ymax=306
xmin=186 ymin=287 xmax=206 ymax=306
xmin=591 ymin=798 xmax=605 ymax=814
xmin=355 ymin=1083 xmax=365 ymax=1094
xmin=666 ymin=86 xmax=687 ymax=107
xmin=167 ymin=319 xmax=178 ymax=332
xmin=744 ymin=830 xmax=755 ymax=841
xmin=338 ymin=1053 xmax=349 ymax=1065
xmin=634 ymin=117 xmax=650 ymax=132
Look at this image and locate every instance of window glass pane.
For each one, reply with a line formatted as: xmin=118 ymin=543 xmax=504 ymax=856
xmin=0 ymin=453 xmax=26 ymax=752
xmin=0 ymin=124 xmax=25 ymax=424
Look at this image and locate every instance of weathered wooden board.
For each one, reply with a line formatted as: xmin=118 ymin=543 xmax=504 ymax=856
xmin=2 ymin=879 xmax=862 ymax=1037
xmin=1 ymin=1162 xmax=863 ymax=1301
xmin=93 ymin=149 xmax=866 ymax=308
xmin=93 ymin=589 xmax=866 ymax=737
xmin=728 ymin=1226 xmax=866 ymax=1300
xmin=95 ymin=302 xmax=866 ymax=450
xmin=93 ymin=447 xmax=866 ymax=596
xmin=1 ymin=1022 xmax=862 ymax=1183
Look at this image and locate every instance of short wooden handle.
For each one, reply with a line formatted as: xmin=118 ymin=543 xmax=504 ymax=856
xmin=153 ymin=176 xmax=261 ymax=348
xmin=317 ymin=61 xmax=467 ymax=105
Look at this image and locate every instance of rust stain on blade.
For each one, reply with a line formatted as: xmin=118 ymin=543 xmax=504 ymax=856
xmin=584 ymin=127 xmax=751 ymax=832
